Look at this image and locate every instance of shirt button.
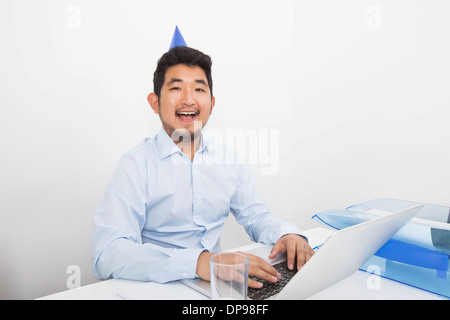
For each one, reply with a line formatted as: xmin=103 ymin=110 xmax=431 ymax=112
xmin=182 ymin=272 xmax=188 ymax=278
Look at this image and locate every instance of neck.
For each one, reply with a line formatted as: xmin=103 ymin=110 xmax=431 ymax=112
xmin=175 ymin=134 xmax=201 ymax=161
xmin=163 ymin=122 xmax=203 ymax=161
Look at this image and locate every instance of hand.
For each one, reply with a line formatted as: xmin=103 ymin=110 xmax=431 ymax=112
xmin=196 ymin=251 xmax=281 ymax=289
xmin=269 ymin=234 xmax=314 ymax=271
xmin=237 ymin=251 xmax=281 ymax=288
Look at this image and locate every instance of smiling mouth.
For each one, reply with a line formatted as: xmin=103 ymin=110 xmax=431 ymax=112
xmin=176 ymin=110 xmax=199 ymax=122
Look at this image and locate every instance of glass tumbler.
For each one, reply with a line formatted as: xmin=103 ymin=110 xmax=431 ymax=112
xmin=210 ymin=252 xmax=249 ymax=300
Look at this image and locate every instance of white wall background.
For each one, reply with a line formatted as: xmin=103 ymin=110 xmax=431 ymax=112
xmin=0 ymin=0 xmax=448 ymax=299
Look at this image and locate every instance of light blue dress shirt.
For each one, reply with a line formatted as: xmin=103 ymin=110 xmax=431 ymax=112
xmin=92 ymin=128 xmax=302 ymax=283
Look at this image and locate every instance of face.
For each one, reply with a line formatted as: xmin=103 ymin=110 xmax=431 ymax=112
xmin=148 ymin=64 xmax=215 ymax=141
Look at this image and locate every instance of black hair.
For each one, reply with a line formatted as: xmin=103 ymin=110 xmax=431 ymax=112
xmin=153 ymin=46 xmax=213 ymax=98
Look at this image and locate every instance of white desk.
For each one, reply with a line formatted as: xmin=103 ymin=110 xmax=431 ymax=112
xmin=37 ymin=228 xmax=445 ymax=300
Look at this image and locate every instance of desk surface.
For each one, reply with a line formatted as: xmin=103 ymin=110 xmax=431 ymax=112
xmin=37 ymin=228 xmax=445 ymax=300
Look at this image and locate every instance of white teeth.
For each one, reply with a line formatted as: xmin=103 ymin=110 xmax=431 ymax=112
xmin=177 ymin=112 xmax=197 ymax=115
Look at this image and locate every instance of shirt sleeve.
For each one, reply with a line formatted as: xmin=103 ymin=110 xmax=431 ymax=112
xmin=230 ymin=164 xmax=304 ymax=245
xmin=92 ymin=154 xmax=205 ymax=283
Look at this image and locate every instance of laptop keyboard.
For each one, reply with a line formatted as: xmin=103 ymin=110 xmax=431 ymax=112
xmin=248 ymin=261 xmax=297 ymax=300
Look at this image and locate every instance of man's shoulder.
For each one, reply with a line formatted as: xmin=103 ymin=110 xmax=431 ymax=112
xmin=121 ymin=137 xmax=156 ymax=162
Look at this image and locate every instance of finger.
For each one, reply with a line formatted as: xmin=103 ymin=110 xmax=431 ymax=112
xmin=286 ymin=241 xmax=297 ymax=270
xmin=268 ymin=241 xmax=285 ymax=260
xmin=307 ymin=245 xmax=315 ymax=260
xmin=297 ymin=243 xmax=315 ymax=270
xmin=248 ymin=278 xmax=263 ymax=289
xmin=296 ymin=244 xmax=306 ymax=270
xmin=238 ymin=252 xmax=280 ymax=280
xmin=253 ymin=255 xmax=279 ymax=278
xmin=248 ymin=253 xmax=280 ymax=281
xmin=232 ymin=269 xmax=246 ymax=284
xmin=249 ymin=264 xmax=279 ymax=284
xmin=215 ymin=267 xmax=246 ymax=283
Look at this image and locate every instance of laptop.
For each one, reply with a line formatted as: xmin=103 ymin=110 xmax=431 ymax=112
xmin=181 ymin=203 xmax=424 ymax=300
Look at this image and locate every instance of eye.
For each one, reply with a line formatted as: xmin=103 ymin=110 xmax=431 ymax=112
xmin=170 ymin=87 xmax=181 ymax=91
xmin=195 ymin=88 xmax=206 ymax=92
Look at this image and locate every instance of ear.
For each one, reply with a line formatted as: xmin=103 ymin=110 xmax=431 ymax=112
xmin=210 ymin=96 xmax=216 ymax=114
xmin=147 ymin=93 xmax=159 ymax=114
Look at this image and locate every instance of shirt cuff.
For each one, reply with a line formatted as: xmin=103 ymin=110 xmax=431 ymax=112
xmin=169 ymin=247 xmax=207 ymax=280
xmin=275 ymin=222 xmax=306 ymax=243
xmin=279 ymin=232 xmax=309 ymax=243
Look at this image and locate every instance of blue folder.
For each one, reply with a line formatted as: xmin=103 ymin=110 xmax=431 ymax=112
xmin=312 ymin=198 xmax=450 ymax=299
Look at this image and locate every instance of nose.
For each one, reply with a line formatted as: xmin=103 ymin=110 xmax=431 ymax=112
xmin=181 ymin=88 xmax=195 ymax=107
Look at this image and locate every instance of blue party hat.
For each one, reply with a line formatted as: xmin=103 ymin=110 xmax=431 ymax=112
xmin=169 ymin=26 xmax=187 ymax=49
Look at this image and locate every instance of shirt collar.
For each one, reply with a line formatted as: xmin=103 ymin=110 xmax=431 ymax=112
xmin=156 ymin=127 xmax=209 ymax=160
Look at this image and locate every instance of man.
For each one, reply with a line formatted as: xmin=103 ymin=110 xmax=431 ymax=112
xmin=92 ymin=46 xmax=314 ymax=289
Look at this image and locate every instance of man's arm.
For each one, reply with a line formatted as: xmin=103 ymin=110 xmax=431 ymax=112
xmin=195 ymin=251 xmax=281 ymax=289
xmin=93 ymin=229 xmax=205 ymax=282
xmin=92 ymin=154 xmax=205 ymax=282
xmin=228 ymin=163 xmax=314 ymax=281
xmin=230 ymin=164 xmax=304 ymax=245
xmin=194 ymin=234 xmax=314 ymax=288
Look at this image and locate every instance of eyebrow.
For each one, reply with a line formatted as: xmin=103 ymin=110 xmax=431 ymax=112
xmin=166 ymin=78 xmax=208 ymax=86
xmin=166 ymin=78 xmax=182 ymax=85
xmin=195 ymin=79 xmax=208 ymax=86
